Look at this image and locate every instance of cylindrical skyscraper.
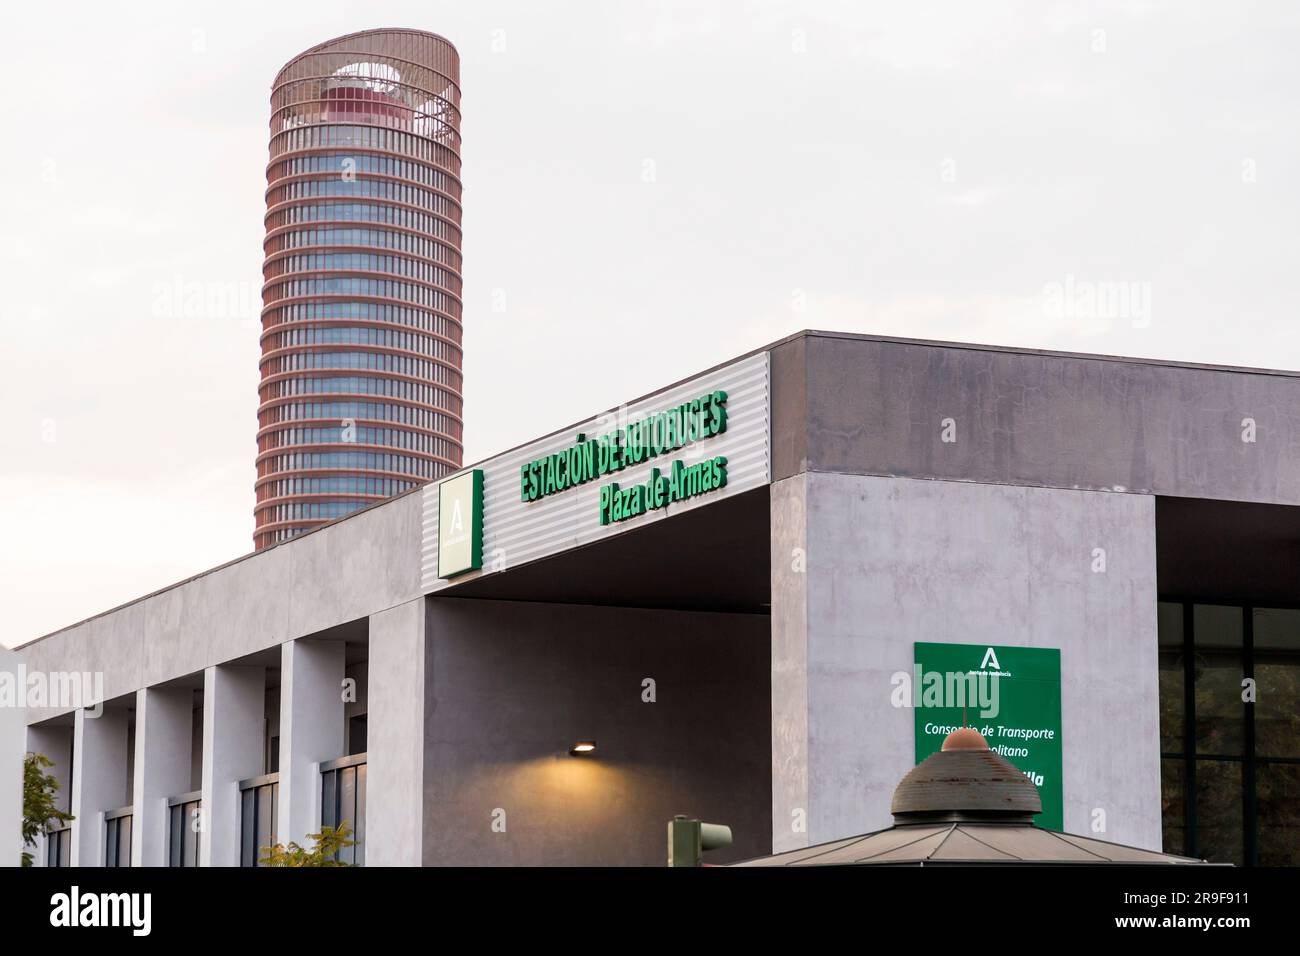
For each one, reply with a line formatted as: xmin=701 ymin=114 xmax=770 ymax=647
xmin=255 ymin=29 xmax=463 ymax=550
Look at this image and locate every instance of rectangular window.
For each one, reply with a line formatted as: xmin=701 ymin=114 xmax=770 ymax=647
xmin=168 ymin=795 xmax=202 ymax=867
xmin=47 ymin=826 xmax=71 ymax=867
xmin=1195 ymin=759 xmax=1243 ymax=865
xmin=104 ymin=810 xmax=132 ymax=867
xmin=1160 ymin=600 xmax=1300 ymax=865
xmin=1160 ymin=757 xmax=1187 ymax=856
xmin=1256 ymin=762 xmax=1300 ymax=865
xmin=320 ymin=755 xmax=367 ymax=866
xmin=1193 ymin=605 xmax=1244 ymax=755
xmin=239 ymin=775 xmax=279 ymax=867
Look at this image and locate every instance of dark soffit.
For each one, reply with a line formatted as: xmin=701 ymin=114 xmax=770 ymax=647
xmin=435 ymin=486 xmax=772 ymax=614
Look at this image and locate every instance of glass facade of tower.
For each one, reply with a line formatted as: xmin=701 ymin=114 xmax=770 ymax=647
xmin=255 ymin=30 xmax=463 ymax=550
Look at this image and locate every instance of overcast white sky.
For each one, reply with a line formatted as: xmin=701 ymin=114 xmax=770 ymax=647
xmin=2 ymin=1 xmax=1297 ymax=645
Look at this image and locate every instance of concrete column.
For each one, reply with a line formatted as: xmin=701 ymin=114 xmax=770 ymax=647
xmin=1 ymin=651 xmax=24 ymax=867
xmin=130 ymin=686 xmax=193 ymax=866
xmin=23 ymin=722 xmax=73 ymax=867
xmin=367 ymin=598 xmax=425 ymax=866
xmin=200 ymin=665 xmax=265 ymax=867
xmin=71 ymin=706 xmax=131 ymax=866
xmin=279 ymin=640 xmax=345 ymax=847
xmin=770 ymin=475 xmax=809 ymax=854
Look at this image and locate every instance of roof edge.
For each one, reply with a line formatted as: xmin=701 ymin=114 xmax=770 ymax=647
xmin=19 ymin=327 xmax=1300 ymax=649
xmin=274 ymin=28 xmax=459 ymax=81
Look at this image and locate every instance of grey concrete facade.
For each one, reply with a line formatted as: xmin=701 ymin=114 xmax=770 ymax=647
xmin=0 ymin=651 xmax=23 ymax=867
xmin=771 ymin=472 xmax=1161 ymax=851
xmin=278 ymin=639 xmax=345 ymax=848
xmin=200 ymin=665 xmax=265 ymax=867
xmin=71 ymin=706 xmax=130 ymax=866
xmin=131 ymin=686 xmax=193 ymax=866
xmin=367 ymin=599 xmax=426 ymax=867
xmin=771 ymin=332 xmax=1300 ymax=504
xmin=13 ymin=490 xmax=425 ymax=866
xmin=19 ymin=489 xmax=424 ymax=722
xmin=12 ymin=331 xmax=1300 ymax=866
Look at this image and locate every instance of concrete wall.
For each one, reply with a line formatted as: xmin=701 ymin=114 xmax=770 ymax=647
xmin=279 ymin=639 xmax=346 ymax=847
xmin=19 ymin=490 xmax=423 ymax=724
xmin=72 ymin=706 xmax=132 ymax=866
xmin=773 ymin=333 xmax=1300 ymax=506
xmin=771 ymin=472 xmax=1162 ymax=851
xmin=367 ymin=599 xmax=426 ymax=866
xmin=200 ymin=665 xmax=266 ymax=867
xmin=422 ymin=598 xmax=771 ymax=865
xmin=1 ymin=651 xmax=24 ymax=865
xmin=769 ymin=477 xmax=808 ymax=853
xmin=131 ymin=686 xmax=193 ymax=866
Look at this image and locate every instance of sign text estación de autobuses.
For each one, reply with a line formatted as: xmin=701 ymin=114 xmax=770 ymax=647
xmin=519 ymin=389 xmax=729 ymax=524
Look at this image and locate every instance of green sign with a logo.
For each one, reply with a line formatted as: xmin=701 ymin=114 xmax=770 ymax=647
xmin=912 ymin=642 xmax=1063 ymax=830
xmin=437 ymin=469 xmax=484 ymax=579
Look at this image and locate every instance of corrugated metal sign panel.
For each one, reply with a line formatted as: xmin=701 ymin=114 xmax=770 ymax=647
xmin=422 ymin=351 xmax=770 ymax=592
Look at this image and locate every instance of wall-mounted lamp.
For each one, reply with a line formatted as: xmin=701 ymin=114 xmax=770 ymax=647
xmin=569 ymin=740 xmax=597 ymax=756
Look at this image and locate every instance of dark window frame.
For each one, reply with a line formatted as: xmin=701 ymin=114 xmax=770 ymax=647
xmin=1160 ymin=597 xmax=1300 ymax=866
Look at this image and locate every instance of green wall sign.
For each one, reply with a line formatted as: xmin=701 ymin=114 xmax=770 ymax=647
xmin=598 ymin=456 xmax=727 ymax=525
xmin=519 ymin=389 xmax=731 ymax=524
xmin=437 ymin=469 xmax=483 ymax=579
xmin=912 ymin=642 xmax=1064 ymax=831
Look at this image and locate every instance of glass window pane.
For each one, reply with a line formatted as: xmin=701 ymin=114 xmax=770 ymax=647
xmin=355 ymin=763 xmax=366 ymax=868
xmin=1195 ymin=759 xmax=1243 ymax=865
xmin=1253 ymin=607 xmax=1300 ymax=650
xmin=1253 ymin=608 xmax=1300 ymax=759
xmin=340 ymin=768 xmax=356 ymax=827
xmin=340 ymin=768 xmax=357 ymax=865
xmin=1195 ymin=604 xmax=1242 ymax=648
xmin=1257 ymin=762 xmax=1300 ymax=866
xmin=1194 ymin=655 xmax=1244 ymax=756
xmin=1158 ymin=602 xmax=1183 ymax=647
xmin=169 ymin=805 xmax=182 ymax=867
xmin=256 ymin=786 xmax=274 ymax=865
xmin=322 ymin=768 xmax=338 ymax=829
xmin=1256 ymin=660 xmax=1300 ymax=758
xmin=1159 ymin=650 xmax=1184 ymax=754
xmin=241 ymin=789 xmax=255 ymax=867
xmin=188 ymin=804 xmax=201 ymax=868
xmin=1161 ymin=758 xmax=1186 ymax=856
